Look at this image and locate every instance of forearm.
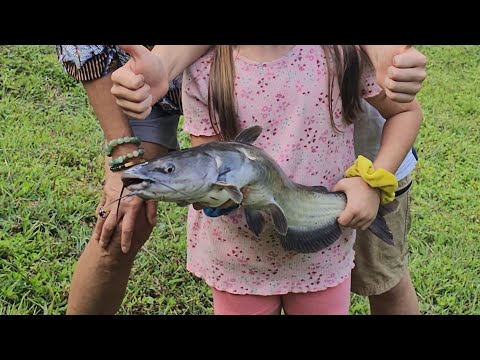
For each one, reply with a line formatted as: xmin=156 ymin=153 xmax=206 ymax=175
xmin=151 ymin=45 xmax=211 ymax=82
xmin=83 ymin=73 xmax=152 ymax=159
xmin=83 ymin=73 xmax=132 ymax=140
xmin=369 ymin=97 xmax=423 ymax=173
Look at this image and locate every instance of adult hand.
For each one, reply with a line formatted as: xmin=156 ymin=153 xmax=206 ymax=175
xmin=375 ymin=45 xmax=427 ymax=103
xmin=111 ymin=45 xmax=169 ymax=119
xmin=93 ymin=165 xmax=157 ymax=253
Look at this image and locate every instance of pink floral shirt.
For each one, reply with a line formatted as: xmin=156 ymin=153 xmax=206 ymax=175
xmin=182 ymin=46 xmax=381 ymax=295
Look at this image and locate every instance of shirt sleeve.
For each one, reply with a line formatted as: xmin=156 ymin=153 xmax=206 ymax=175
xmin=55 ymin=45 xmax=120 ymax=81
xmin=181 ymin=50 xmax=218 ymax=137
xmin=56 ymin=45 xmax=183 ymax=112
xmin=360 ymin=64 xmax=383 ymax=99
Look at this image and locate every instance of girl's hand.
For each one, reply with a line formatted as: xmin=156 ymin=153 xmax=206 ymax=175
xmin=332 ymin=177 xmax=381 ymax=230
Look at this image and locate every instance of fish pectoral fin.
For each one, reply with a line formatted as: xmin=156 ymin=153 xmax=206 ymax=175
xmin=213 ymin=181 xmax=243 ymax=204
xmin=267 ymin=203 xmax=288 ymax=236
xmin=233 ymin=126 xmax=262 ymax=144
xmin=244 ymin=208 xmax=266 ymax=236
xmin=367 ymin=212 xmax=394 ymax=245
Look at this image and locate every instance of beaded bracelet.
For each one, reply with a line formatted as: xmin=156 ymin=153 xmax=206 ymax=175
xmin=108 ymin=148 xmax=145 ymax=166
xmin=105 ymin=136 xmax=141 ymax=156
xmin=110 ymin=159 xmax=146 ymax=172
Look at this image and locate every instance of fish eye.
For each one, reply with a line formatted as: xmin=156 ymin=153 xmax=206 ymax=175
xmin=164 ymin=163 xmax=175 ymax=174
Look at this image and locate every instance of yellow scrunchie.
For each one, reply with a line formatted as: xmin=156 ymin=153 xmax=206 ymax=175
xmin=344 ymin=155 xmax=398 ymax=204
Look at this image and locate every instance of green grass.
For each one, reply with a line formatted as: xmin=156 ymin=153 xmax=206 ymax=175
xmin=1 ymin=45 xmax=478 ymax=315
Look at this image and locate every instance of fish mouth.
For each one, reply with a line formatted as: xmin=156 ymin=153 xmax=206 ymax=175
xmin=121 ymin=176 xmax=153 ymax=190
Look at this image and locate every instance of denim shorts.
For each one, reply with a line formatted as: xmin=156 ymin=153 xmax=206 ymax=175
xmin=129 ymin=106 xmax=180 ymax=151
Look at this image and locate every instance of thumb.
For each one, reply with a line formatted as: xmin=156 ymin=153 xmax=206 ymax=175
xmin=392 ymin=45 xmax=412 ymax=67
xmin=394 ymin=45 xmax=412 ymax=55
xmin=332 ymin=178 xmax=346 ymax=193
xmin=337 ymin=207 xmax=354 ymax=227
xmin=118 ymin=45 xmax=150 ymax=62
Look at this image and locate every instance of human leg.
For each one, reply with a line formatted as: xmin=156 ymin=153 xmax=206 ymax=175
xmin=211 ymin=287 xmax=282 ymax=315
xmin=281 ymin=277 xmax=351 ymax=315
xmin=351 ymin=176 xmax=419 ymax=315
xmin=67 ymin=75 xmax=178 ymax=314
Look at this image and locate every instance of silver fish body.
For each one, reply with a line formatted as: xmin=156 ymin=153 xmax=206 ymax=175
xmin=122 ymin=126 xmax=393 ymax=253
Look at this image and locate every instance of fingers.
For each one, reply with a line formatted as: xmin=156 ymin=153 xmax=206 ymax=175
xmin=117 ymin=45 xmax=150 ymax=62
xmin=145 ymin=200 xmax=158 ymax=226
xmin=93 ymin=216 xmax=107 ymax=242
xmin=380 ymin=46 xmax=427 ymax=103
xmin=120 ymin=212 xmax=136 ymax=254
xmin=337 ymin=206 xmax=372 ymax=228
xmin=337 ymin=209 xmax=374 ymax=230
xmin=111 ymin=82 xmax=152 ymax=103
xmin=383 ymin=66 xmax=425 ymax=103
xmin=387 ymin=66 xmax=427 ymax=83
xmin=384 ymin=88 xmax=417 ymax=103
xmin=111 ymin=67 xmax=145 ymax=91
xmin=334 ymin=177 xmax=380 ymax=230
xmin=114 ymin=94 xmax=153 ymax=117
xmin=99 ymin=210 xmax=119 ymax=248
xmin=337 ymin=207 xmax=354 ymax=227
xmin=360 ymin=220 xmax=374 ymax=231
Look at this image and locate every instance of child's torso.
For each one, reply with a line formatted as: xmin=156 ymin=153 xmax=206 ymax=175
xmin=184 ymin=45 xmax=378 ymax=295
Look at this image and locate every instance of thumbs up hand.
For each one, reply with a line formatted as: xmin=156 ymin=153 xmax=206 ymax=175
xmin=374 ymin=45 xmax=428 ymax=103
xmin=111 ymin=45 xmax=169 ymax=119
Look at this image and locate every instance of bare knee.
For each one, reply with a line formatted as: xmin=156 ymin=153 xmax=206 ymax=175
xmin=373 ymin=270 xmax=413 ymax=300
xmin=368 ymin=270 xmax=419 ymax=315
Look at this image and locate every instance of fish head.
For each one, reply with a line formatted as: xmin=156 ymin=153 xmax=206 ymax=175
xmin=121 ymin=150 xmax=220 ymax=203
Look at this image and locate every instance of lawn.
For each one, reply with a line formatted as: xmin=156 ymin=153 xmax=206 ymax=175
xmin=0 ymin=45 xmax=478 ymax=314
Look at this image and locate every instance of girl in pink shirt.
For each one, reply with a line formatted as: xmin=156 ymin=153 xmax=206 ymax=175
xmin=181 ymin=45 xmax=422 ymax=315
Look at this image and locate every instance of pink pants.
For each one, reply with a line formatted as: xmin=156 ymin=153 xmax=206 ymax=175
xmin=211 ymin=276 xmax=351 ymax=315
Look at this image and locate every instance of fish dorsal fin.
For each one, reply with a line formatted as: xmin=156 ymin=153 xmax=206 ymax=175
xmin=268 ymin=202 xmax=288 ymax=236
xmin=213 ymin=181 xmax=243 ymax=204
xmin=234 ymin=126 xmax=262 ymax=144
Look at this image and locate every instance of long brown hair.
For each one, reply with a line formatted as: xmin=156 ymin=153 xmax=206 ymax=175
xmin=207 ymin=45 xmax=371 ymax=141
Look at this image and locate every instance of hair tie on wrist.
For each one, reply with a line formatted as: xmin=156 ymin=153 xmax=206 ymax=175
xmin=344 ymin=155 xmax=398 ymax=204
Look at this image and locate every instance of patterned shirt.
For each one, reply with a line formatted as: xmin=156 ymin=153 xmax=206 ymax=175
xmin=182 ymin=46 xmax=382 ymax=295
xmin=56 ymin=45 xmax=182 ymax=112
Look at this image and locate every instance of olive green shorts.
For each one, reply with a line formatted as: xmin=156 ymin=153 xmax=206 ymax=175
xmin=351 ymin=175 xmax=413 ymax=296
